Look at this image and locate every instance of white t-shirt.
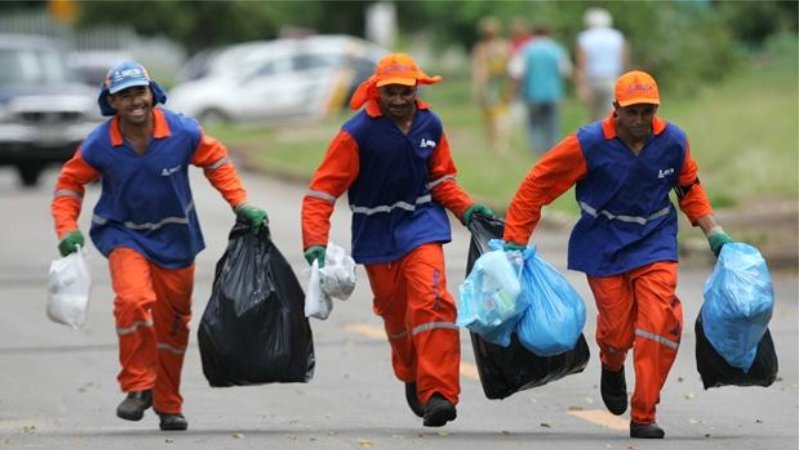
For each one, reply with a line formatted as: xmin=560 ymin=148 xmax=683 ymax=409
xmin=577 ymin=26 xmax=625 ymax=80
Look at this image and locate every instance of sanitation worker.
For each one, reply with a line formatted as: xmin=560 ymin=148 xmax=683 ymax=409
xmin=51 ymin=61 xmax=267 ymax=431
xmin=301 ymin=53 xmax=493 ymax=427
xmin=502 ymin=70 xmax=734 ymax=439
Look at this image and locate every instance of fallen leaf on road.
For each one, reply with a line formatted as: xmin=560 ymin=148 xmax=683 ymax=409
xmin=358 ymin=438 xmax=373 ymax=447
xmin=232 ymin=433 xmax=244 ymax=439
xmin=540 ymin=422 xmax=551 ymax=428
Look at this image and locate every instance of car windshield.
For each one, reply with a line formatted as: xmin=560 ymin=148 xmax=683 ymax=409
xmin=0 ymin=47 xmax=72 ymax=86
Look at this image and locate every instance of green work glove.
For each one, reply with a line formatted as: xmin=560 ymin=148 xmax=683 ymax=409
xmin=708 ymin=232 xmax=734 ymax=257
xmin=503 ymin=241 xmax=526 ymax=252
xmin=461 ymin=203 xmax=495 ymax=226
xmin=235 ymin=203 xmax=268 ymax=234
xmin=58 ymin=230 xmax=85 ymax=257
xmin=304 ymin=245 xmax=326 ymax=268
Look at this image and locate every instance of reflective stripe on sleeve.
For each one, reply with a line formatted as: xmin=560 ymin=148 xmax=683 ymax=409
xmin=204 ymin=156 xmax=230 ymax=171
xmin=427 ymin=175 xmax=455 ymax=190
xmin=306 ymin=189 xmax=337 ymax=204
xmin=53 ymin=189 xmax=83 ymax=200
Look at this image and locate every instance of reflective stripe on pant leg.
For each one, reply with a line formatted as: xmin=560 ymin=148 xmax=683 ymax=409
xmin=629 ymin=261 xmax=682 ymax=424
xmin=587 ymin=273 xmax=636 ymax=372
xmin=150 ymin=261 xmax=194 ymax=414
xmin=404 ymin=243 xmax=460 ymax=405
xmin=109 ymin=248 xmax=157 ymax=392
xmin=366 ymin=261 xmax=416 ymax=383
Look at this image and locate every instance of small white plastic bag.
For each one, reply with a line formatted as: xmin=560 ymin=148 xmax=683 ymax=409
xmin=46 ymin=247 xmax=91 ymax=329
xmin=319 ymin=241 xmax=356 ymax=300
xmin=304 ymin=259 xmax=333 ymax=320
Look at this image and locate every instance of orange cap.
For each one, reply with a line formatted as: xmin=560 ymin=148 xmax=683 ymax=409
xmin=349 ymin=53 xmax=442 ymax=109
xmin=614 ymin=70 xmax=660 ymax=107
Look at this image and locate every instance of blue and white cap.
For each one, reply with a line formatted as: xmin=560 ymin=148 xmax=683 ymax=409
xmin=97 ymin=60 xmax=167 ymax=116
xmin=104 ymin=61 xmax=151 ymax=94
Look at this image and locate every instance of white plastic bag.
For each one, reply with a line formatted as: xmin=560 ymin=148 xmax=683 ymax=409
xmin=319 ymin=242 xmax=356 ymax=300
xmin=46 ymin=248 xmax=91 ymax=329
xmin=304 ymin=260 xmax=333 ymax=320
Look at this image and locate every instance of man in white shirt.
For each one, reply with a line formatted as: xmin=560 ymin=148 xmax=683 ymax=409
xmin=575 ymin=8 xmax=628 ymax=121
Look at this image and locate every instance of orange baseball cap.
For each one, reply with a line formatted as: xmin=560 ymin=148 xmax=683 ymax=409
xmin=615 ymin=70 xmax=660 ymax=107
xmin=349 ymin=53 xmax=442 ymax=109
xmin=374 ymin=53 xmax=440 ymax=87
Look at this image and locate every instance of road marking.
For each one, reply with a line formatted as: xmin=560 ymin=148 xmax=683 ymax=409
xmin=344 ymin=323 xmax=480 ymax=380
xmin=459 ymin=362 xmax=479 ymax=380
xmin=344 ymin=323 xmax=385 ymax=339
xmin=567 ymin=409 xmax=629 ymax=431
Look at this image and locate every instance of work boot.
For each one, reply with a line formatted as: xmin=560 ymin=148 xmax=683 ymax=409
xmin=630 ymin=421 xmax=665 ymax=439
xmin=116 ymin=390 xmax=153 ymax=421
xmin=156 ymin=411 xmax=189 ymax=431
xmin=405 ymin=382 xmax=424 ymax=418
xmin=422 ymin=393 xmax=457 ymax=427
xmin=600 ymin=366 xmax=627 ymax=415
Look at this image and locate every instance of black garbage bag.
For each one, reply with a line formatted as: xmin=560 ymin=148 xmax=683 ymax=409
xmin=198 ymin=219 xmax=315 ymax=387
xmin=466 ymin=214 xmax=590 ymax=400
xmin=695 ymin=313 xmax=777 ymax=390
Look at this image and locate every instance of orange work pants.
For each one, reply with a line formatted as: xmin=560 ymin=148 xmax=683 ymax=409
xmin=587 ymin=261 xmax=683 ymax=424
xmin=365 ymin=243 xmax=461 ymax=405
xmin=108 ymin=247 xmax=194 ymax=414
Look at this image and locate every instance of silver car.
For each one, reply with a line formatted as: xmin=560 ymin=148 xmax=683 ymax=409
xmin=167 ymin=35 xmax=387 ymax=124
xmin=0 ymin=34 xmax=102 ymax=187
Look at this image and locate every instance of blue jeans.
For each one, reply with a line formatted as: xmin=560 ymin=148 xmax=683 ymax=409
xmin=527 ymin=102 xmax=559 ymax=155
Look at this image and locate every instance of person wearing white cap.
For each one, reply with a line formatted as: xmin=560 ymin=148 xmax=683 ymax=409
xmin=575 ymin=7 xmax=629 ymax=122
xmin=51 ymin=60 xmax=267 ymax=431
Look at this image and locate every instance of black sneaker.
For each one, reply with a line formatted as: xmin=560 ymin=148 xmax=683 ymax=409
xmin=630 ymin=421 xmax=665 ymax=439
xmin=405 ymin=382 xmax=424 ymax=418
xmin=422 ymin=393 xmax=457 ymax=427
xmin=116 ymin=390 xmax=153 ymax=421
xmin=156 ymin=411 xmax=189 ymax=431
xmin=600 ymin=366 xmax=627 ymax=415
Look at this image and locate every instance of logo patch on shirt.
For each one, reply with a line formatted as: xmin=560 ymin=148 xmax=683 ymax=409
xmin=658 ymin=168 xmax=674 ymax=179
xmin=420 ymin=138 xmax=436 ymax=149
xmin=161 ymin=165 xmax=182 ymax=176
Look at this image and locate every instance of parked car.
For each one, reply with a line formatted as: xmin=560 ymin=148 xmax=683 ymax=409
xmin=167 ymin=35 xmax=387 ymax=124
xmin=68 ymin=49 xmax=134 ymax=86
xmin=0 ymin=34 xmax=102 ymax=187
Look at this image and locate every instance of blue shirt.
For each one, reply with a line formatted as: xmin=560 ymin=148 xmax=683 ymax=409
xmin=81 ymin=109 xmax=205 ymax=268
xmin=517 ymin=37 xmax=570 ymax=104
xmin=568 ymin=120 xmax=688 ymax=276
xmin=342 ymin=108 xmax=452 ymax=264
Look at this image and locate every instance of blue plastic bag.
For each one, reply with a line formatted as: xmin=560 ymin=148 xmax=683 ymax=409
xmin=701 ymin=243 xmax=774 ymax=371
xmin=515 ymin=245 xmax=587 ymax=356
xmin=457 ymin=240 xmax=526 ymax=346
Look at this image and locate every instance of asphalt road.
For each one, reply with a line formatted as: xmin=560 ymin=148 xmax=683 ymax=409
xmin=0 ymin=166 xmax=796 ymax=450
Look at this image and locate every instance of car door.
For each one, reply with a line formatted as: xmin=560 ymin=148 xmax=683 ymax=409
xmin=235 ymin=55 xmax=299 ymax=121
xmin=290 ymin=52 xmax=343 ymax=119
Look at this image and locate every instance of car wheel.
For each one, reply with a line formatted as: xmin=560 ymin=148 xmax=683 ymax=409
xmin=17 ymin=163 xmax=45 ymax=188
xmin=198 ymin=108 xmax=230 ymax=127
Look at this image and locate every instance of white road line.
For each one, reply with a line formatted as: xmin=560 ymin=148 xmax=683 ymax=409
xmin=567 ymin=409 xmax=629 ymax=431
